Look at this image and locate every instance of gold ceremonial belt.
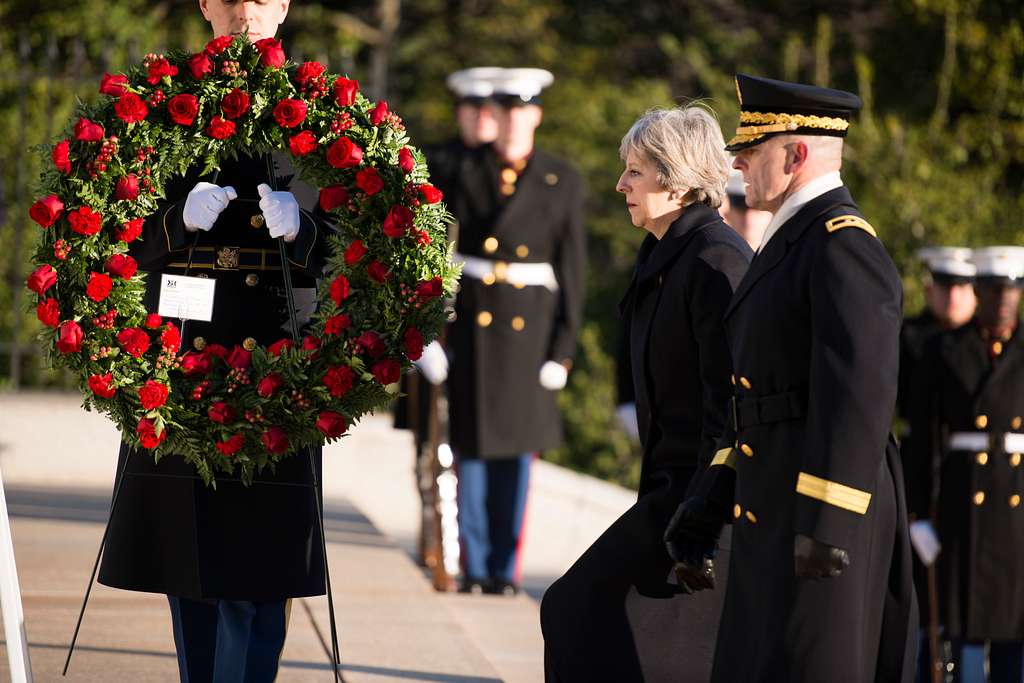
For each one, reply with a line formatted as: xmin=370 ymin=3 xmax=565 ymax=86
xmin=167 ymin=246 xmax=283 ymax=272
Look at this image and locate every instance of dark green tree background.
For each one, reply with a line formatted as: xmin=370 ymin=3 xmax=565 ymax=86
xmin=2 ymin=0 xmax=1021 ymax=487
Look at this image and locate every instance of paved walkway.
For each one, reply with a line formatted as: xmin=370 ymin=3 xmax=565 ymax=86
xmin=0 ymin=392 xmax=636 ymax=681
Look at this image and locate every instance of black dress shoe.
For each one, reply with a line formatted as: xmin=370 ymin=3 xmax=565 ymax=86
xmin=487 ymin=579 xmax=519 ymax=597
xmin=458 ymin=577 xmax=488 ymax=595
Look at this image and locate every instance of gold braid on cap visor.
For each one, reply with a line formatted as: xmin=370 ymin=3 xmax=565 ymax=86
xmin=727 ymin=111 xmax=850 ymax=146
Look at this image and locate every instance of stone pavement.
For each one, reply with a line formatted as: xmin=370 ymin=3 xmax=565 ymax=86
xmin=0 ymin=392 xmax=636 ymax=682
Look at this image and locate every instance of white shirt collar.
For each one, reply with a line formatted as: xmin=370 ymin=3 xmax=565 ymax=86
xmin=757 ymin=171 xmax=843 ymax=252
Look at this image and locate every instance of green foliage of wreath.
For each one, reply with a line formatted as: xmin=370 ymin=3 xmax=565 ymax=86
xmin=26 ymin=36 xmax=458 ymax=485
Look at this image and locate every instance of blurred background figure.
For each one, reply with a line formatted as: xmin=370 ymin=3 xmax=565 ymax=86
xmin=906 ymin=246 xmax=1024 ymax=683
xmin=720 ymin=168 xmax=772 ymax=250
xmin=445 ymin=68 xmax=587 ymax=596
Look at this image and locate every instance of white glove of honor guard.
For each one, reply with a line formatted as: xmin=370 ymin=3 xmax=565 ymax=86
xmin=539 ymin=360 xmax=569 ymax=391
xmin=616 ymin=402 xmax=640 ymax=441
xmin=413 ymin=341 xmax=448 ymax=385
xmin=183 ymin=182 xmax=237 ymax=232
xmin=257 ymin=183 xmax=301 ymax=242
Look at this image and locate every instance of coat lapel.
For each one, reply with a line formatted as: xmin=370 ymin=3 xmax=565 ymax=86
xmin=725 ymin=186 xmax=855 ymax=319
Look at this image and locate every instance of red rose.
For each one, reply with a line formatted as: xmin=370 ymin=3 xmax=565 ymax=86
xmin=206 ymin=115 xmax=236 ymax=140
xmin=416 ymin=276 xmax=444 ymax=300
xmin=398 ymin=147 xmax=415 ymax=174
xmin=161 ymin=323 xmax=181 ymax=352
xmin=257 ymin=373 xmax=285 ymax=398
xmin=144 ymin=313 xmax=163 ymax=329
xmin=205 ymin=35 xmax=235 ymax=55
xmin=268 ymin=338 xmax=295 ymax=356
xmin=208 ymin=401 xmax=236 ymax=424
xmin=355 ymin=167 xmax=384 ymax=196
xmin=296 ymin=61 xmax=326 ymax=86
xmin=88 ymin=372 xmax=117 ymax=399
xmin=326 ymin=137 xmax=363 ymax=168
xmin=329 ymin=275 xmax=350 ymax=306
xmin=357 ymin=331 xmax=386 ymax=358
xmin=86 ymin=272 xmax=113 ymax=302
xmin=319 ymin=185 xmax=349 ymax=212
xmin=216 ymin=434 xmax=245 ymax=456
xmin=74 ymin=117 xmax=104 ymax=142
xmin=367 ymin=260 xmax=391 ymax=283
xmin=344 ymin=240 xmax=367 ymax=265
xmin=419 ymin=184 xmax=443 ymax=204
xmin=105 ymin=253 xmax=138 ymax=279
xmin=227 ymin=345 xmax=251 ymax=369
xmin=188 ymin=53 xmax=212 ymax=79
xmin=404 ymin=328 xmax=424 ymax=360
xmin=137 ymin=417 xmax=166 ymax=449
xmin=29 ymin=195 xmax=64 ymax=228
xmin=52 ymin=140 xmax=71 ymax=174
xmin=117 ymin=218 xmax=144 ymax=243
xmin=36 ymin=298 xmax=60 ymax=328
xmin=117 ymin=327 xmax=150 ymax=358
xmin=139 ymin=380 xmax=169 ymax=410
xmin=57 ymin=320 xmax=84 ymax=354
xmin=372 ymin=359 xmax=401 ymax=385
xmin=302 ymin=335 xmax=320 ymax=351
xmin=206 ymin=343 xmax=228 ymax=361
xmin=324 ymin=314 xmax=351 ymax=336
xmin=272 ymin=98 xmax=307 ymax=129
xmin=382 ymin=205 xmax=414 ymax=238
xmin=68 ymin=207 xmax=103 ymax=236
xmin=334 ymin=77 xmax=359 ymax=106
xmin=316 ymin=411 xmax=348 ymax=438
xmin=220 ymin=88 xmax=250 ymax=119
xmin=27 ymin=264 xmax=57 ymax=295
xmin=167 ymin=94 xmax=199 ymax=126
xmin=146 ymin=57 xmax=178 ymax=84
xmin=99 ymin=73 xmax=129 ymax=97
xmin=114 ymin=174 xmax=140 ymax=201
xmin=262 ymin=426 xmax=289 ymax=454
xmin=114 ymin=93 xmax=148 ymax=124
xmin=369 ymin=100 xmax=389 ymax=126
xmin=181 ymin=352 xmax=212 ymax=376
xmin=288 ymin=131 xmax=318 ymax=156
xmin=323 ymin=365 xmax=356 ymax=398
xmin=254 ymin=38 xmax=286 ymax=68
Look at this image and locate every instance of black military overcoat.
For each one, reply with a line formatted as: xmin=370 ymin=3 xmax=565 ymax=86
xmin=446 ymin=145 xmax=586 ymax=458
xmin=708 ymin=187 xmax=918 ymax=683
xmin=98 ymin=152 xmax=332 ymax=601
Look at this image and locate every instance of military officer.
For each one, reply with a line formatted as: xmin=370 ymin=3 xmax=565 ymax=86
xmin=446 ymin=68 xmax=586 ymax=595
xmin=672 ymin=74 xmax=918 ymax=681
xmin=907 ymin=247 xmax=1024 ymax=683
xmin=97 ymin=1 xmax=332 ymax=679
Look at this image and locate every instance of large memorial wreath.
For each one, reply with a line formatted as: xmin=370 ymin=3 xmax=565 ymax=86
xmin=26 ymin=36 xmax=457 ymax=485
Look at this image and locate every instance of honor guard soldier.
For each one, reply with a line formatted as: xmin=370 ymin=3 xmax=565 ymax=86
xmin=721 ymin=167 xmax=772 ymax=250
xmin=907 ymin=247 xmax=1024 ymax=682
xmin=674 ymin=74 xmax=918 ymax=682
xmin=446 ymin=68 xmax=586 ymax=595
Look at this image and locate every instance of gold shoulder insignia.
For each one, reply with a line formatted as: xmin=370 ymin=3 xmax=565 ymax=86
xmin=825 ymin=214 xmax=877 ymax=237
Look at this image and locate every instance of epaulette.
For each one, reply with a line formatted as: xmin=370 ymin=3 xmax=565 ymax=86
xmin=825 ymin=214 xmax=876 ymax=238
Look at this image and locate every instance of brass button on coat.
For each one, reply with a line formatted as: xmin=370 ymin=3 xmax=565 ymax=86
xmin=477 ymin=311 xmax=493 ymax=328
xmin=993 ymin=341 xmax=1004 ymax=355
xmin=483 ymin=237 xmax=499 ymax=253
xmin=733 ymin=504 xmax=742 ymax=519
xmin=1013 ymin=416 xmax=1022 ymax=430
xmin=1012 ymin=453 xmax=1022 ymax=468
xmin=250 ymin=214 xmax=265 ymax=228
xmin=976 ymin=452 xmax=989 ymax=465
xmin=193 ymin=336 xmax=207 ymax=351
xmin=243 ymin=337 xmax=257 ymax=351
xmin=501 ymin=183 xmax=517 ymax=196
xmin=976 ymin=415 xmax=989 ymax=429
xmin=740 ymin=443 xmax=754 ymax=458
xmin=511 ymin=316 xmax=525 ymax=331
xmin=974 ymin=491 xmax=986 ymax=506
xmin=245 ymin=273 xmax=259 ymax=287
xmin=482 ymin=273 xmax=496 ymax=286
xmin=739 ymin=377 xmax=752 ymax=390
xmin=516 ymin=244 xmax=530 ymax=258
xmin=501 ymin=168 xmax=519 ymax=184
xmin=1011 ymin=494 xmax=1021 ymax=508
xmin=745 ymin=510 xmax=758 ymax=524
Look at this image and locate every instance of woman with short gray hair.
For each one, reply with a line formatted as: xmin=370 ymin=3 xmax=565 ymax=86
xmin=540 ymin=104 xmax=751 ymax=681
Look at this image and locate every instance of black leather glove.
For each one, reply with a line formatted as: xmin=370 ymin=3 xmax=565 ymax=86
xmin=793 ymin=534 xmax=850 ymax=579
xmin=664 ymin=496 xmax=725 ymax=593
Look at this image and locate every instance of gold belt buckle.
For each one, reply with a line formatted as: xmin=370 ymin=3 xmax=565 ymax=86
xmin=216 ymin=246 xmax=240 ymax=271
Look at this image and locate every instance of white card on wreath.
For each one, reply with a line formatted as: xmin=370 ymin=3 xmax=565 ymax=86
xmin=158 ymin=273 xmax=216 ymax=322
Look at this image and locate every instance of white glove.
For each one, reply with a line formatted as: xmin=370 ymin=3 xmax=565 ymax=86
xmin=183 ymin=182 xmax=237 ymax=232
xmin=539 ymin=360 xmax=568 ymax=391
xmin=257 ymin=183 xmax=301 ymax=243
xmin=615 ymin=402 xmax=640 ymax=441
xmin=413 ymin=341 xmax=448 ymax=385
xmin=909 ymin=519 xmax=941 ymax=566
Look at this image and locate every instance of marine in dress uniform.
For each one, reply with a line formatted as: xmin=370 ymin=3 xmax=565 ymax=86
xmin=906 ymin=247 xmax=1024 ymax=682
xmin=446 ymin=68 xmax=586 ymax=594
xmin=678 ymin=74 xmax=918 ymax=682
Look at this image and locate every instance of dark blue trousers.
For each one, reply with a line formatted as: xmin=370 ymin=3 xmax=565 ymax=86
xmin=167 ymin=596 xmax=290 ymax=683
xmin=457 ymin=453 xmax=532 ymax=582
xmin=949 ymin=640 xmax=1023 ymax=683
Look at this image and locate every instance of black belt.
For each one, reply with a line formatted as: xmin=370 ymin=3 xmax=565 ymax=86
xmin=167 ymin=246 xmax=283 ymax=271
xmin=732 ymin=389 xmax=807 ymax=431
